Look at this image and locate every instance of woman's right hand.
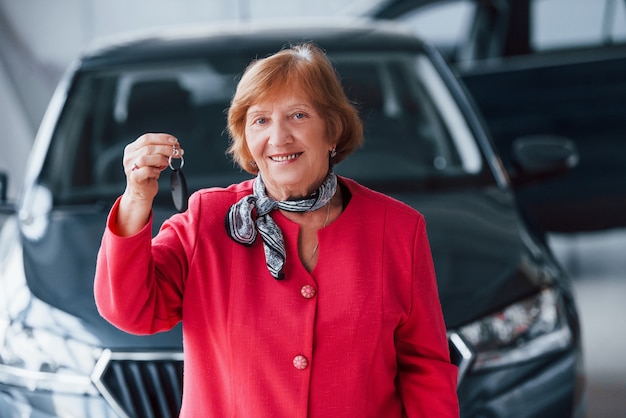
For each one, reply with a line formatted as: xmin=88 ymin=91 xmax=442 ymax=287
xmin=115 ymin=133 xmax=184 ymax=236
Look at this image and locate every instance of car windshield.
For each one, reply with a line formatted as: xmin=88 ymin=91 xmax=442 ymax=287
xmin=40 ymin=50 xmax=492 ymax=206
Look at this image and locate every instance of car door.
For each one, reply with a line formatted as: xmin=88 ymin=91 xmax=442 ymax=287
xmin=373 ymin=0 xmax=626 ymax=233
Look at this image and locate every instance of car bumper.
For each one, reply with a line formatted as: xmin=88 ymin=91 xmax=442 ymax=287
xmin=1 ymin=349 xmax=584 ymax=418
xmin=0 ymin=386 xmax=117 ymax=418
xmin=458 ymin=348 xmax=585 ymax=417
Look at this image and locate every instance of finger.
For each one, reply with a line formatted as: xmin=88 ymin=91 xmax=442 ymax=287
xmin=136 ymin=133 xmax=180 ymax=149
xmin=137 ymin=143 xmax=185 ymax=165
xmin=125 ymin=145 xmax=183 ymax=170
xmin=124 ymin=133 xmax=176 ymax=158
xmin=162 ymin=140 xmax=185 ymax=158
xmin=127 ymin=161 xmax=162 ymax=176
xmin=130 ymin=154 xmax=171 ymax=172
xmin=123 ymin=134 xmax=185 ymax=176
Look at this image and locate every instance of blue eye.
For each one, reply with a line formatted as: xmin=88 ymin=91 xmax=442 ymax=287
xmin=255 ymin=117 xmax=266 ymax=125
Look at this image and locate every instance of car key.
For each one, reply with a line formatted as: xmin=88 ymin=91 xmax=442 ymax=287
xmin=169 ymin=147 xmax=188 ymax=212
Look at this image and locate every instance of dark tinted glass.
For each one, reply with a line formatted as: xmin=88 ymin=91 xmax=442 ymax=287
xmin=41 ymin=51 xmax=490 ymax=205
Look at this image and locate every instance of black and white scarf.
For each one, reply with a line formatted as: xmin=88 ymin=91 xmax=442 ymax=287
xmin=225 ymin=172 xmax=337 ymax=280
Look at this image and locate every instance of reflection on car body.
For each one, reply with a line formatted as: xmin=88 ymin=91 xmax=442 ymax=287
xmin=0 ymin=20 xmax=583 ymax=417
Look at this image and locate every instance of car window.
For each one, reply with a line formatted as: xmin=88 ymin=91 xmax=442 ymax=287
xmin=41 ymin=61 xmax=247 ymax=205
xmin=531 ymin=0 xmax=626 ymax=51
xmin=396 ymin=0 xmax=475 ymax=57
xmin=334 ymin=54 xmax=482 ymax=182
xmin=40 ymin=51 xmax=488 ymax=206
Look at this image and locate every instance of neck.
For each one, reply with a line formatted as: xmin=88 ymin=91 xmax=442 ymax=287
xmin=280 ymin=182 xmax=342 ymax=220
xmin=262 ymin=172 xmax=331 ymax=202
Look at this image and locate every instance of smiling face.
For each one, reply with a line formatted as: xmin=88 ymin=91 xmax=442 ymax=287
xmin=245 ymin=87 xmax=334 ymax=200
xmin=227 ymin=43 xmax=363 ymax=183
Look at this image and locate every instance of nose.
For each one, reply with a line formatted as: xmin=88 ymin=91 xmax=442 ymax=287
xmin=267 ymin=117 xmax=293 ymax=147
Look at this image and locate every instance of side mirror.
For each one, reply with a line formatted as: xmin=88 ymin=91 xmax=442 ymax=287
xmin=0 ymin=172 xmax=7 ymax=203
xmin=0 ymin=172 xmax=16 ymax=223
xmin=18 ymin=183 xmax=53 ymax=240
xmin=510 ymin=135 xmax=579 ymax=186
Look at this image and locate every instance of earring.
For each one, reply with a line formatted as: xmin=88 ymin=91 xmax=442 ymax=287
xmin=249 ymin=160 xmax=257 ymax=168
xmin=330 ymin=147 xmax=337 ymax=158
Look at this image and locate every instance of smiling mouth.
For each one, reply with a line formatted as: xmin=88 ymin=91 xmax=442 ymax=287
xmin=270 ymin=153 xmax=302 ymax=162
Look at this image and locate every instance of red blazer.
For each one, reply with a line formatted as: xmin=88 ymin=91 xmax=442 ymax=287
xmin=95 ymin=177 xmax=459 ymax=417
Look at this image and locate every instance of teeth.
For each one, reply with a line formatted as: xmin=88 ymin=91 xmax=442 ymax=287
xmin=271 ymin=153 xmax=300 ymax=162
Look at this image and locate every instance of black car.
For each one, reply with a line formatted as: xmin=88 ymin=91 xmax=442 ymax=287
xmin=372 ymin=0 xmax=626 ymax=233
xmin=0 ymin=20 xmax=583 ymax=417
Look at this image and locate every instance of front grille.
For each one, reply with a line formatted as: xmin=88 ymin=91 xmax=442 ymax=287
xmin=91 ymin=350 xmax=184 ymax=418
xmin=91 ymin=338 xmax=467 ymax=416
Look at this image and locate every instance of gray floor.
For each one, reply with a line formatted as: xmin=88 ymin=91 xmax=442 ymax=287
xmin=549 ymin=228 xmax=626 ymax=417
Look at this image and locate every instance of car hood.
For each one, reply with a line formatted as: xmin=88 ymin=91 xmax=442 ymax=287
xmin=18 ymin=206 xmax=182 ymax=350
xmin=18 ymin=186 xmax=556 ymax=348
xmin=388 ymin=186 xmax=557 ymax=327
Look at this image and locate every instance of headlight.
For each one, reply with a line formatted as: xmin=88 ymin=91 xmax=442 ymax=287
xmin=0 ymin=241 xmax=102 ymax=395
xmin=0 ymin=310 xmax=102 ymax=395
xmin=450 ymin=287 xmax=572 ymax=377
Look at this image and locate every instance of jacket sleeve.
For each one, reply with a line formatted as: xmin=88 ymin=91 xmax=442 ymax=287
xmin=396 ymin=216 xmax=460 ymax=417
xmin=93 ymin=195 xmax=194 ymax=335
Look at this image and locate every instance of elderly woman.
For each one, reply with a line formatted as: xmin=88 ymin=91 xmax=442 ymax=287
xmin=94 ymin=43 xmax=459 ymax=417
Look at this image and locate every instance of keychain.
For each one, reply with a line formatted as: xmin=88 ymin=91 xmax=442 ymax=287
xmin=169 ymin=146 xmax=188 ymax=212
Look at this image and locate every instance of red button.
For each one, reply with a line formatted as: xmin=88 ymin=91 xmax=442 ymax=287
xmin=300 ymin=285 xmax=316 ymax=299
xmin=293 ymin=355 xmax=309 ymax=370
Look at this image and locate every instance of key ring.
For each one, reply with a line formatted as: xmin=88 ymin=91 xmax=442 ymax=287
xmin=169 ymin=144 xmax=188 ymax=212
xmin=168 ymin=146 xmax=184 ymax=170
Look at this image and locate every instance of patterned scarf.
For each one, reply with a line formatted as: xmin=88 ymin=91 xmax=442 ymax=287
xmin=225 ymin=172 xmax=337 ymax=280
